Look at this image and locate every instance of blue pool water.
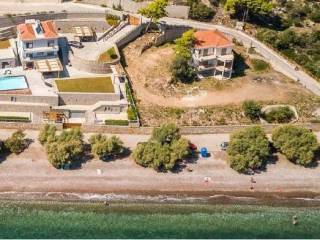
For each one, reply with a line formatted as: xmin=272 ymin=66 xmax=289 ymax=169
xmin=0 ymin=75 xmax=28 ymax=91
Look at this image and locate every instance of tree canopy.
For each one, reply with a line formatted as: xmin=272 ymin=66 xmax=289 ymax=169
xmin=89 ymin=134 xmax=124 ymax=160
xmin=227 ymin=126 xmax=270 ymax=173
xmin=225 ymin=0 xmax=274 ymax=20
xmin=4 ymin=130 xmax=27 ymax=154
xmin=272 ymin=125 xmax=319 ymax=166
xmin=174 ymin=29 xmax=195 ymax=60
xmin=43 ymin=128 xmax=84 ymax=169
xmin=138 ymin=0 xmax=168 ymax=22
xmin=133 ymin=123 xmax=190 ymax=171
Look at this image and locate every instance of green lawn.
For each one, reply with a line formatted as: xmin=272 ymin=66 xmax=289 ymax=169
xmin=98 ymin=47 xmax=118 ymax=63
xmin=0 ymin=40 xmax=10 ymax=49
xmin=55 ymin=77 xmax=114 ymax=93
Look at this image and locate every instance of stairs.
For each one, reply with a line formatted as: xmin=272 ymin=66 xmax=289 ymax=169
xmin=100 ymin=21 xmax=129 ymax=42
xmin=0 ymin=27 xmax=16 ymax=41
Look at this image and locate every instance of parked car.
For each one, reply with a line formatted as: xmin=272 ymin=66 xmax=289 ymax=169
xmin=189 ymin=142 xmax=197 ymax=151
xmin=220 ymin=141 xmax=229 ymax=151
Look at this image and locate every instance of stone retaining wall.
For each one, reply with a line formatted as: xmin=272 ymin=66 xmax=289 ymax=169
xmin=58 ymin=92 xmax=120 ymax=105
xmin=115 ymin=24 xmax=143 ymax=48
xmin=155 ymin=25 xmax=190 ymax=46
xmin=0 ymin=122 xmax=316 ymax=134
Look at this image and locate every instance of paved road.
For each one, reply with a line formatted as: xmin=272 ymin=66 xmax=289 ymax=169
xmin=1 ymin=2 xmax=319 ymax=96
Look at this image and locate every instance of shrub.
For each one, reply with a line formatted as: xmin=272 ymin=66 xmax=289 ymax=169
xmin=105 ymin=14 xmax=120 ymax=26
xmin=264 ymin=106 xmax=295 ymax=123
xmin=227 ymin=126 xmax=270 ymax=173
xmin=5 ymin=130 xmax=27 ymax=154
xmin=242 ymin=100 xmax=262 ymax=121
xmin=38 ymin=124 xmax=56 ymax=145
xmin=251 ymin=59 xmax=270 ymax=72
xmin=132 ymin=124 xmax=190 ymax=171
xmin=171 ymin=56 xmax=196 ymax=83
xmin=105 ymin=119 xmax=129 ymax=126
xmin=127 ymin=106 xmax=137 ymax=121
xmin=89 ymin=134 xmax=124 ymax=160
xmin=272 ymin=125 xmax=319 ymax=166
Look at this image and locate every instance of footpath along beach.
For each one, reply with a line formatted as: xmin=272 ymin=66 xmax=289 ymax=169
xmin=0 ymin=129 xmax=319 ymax=204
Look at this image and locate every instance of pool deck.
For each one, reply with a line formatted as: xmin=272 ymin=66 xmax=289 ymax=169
xmin=0 ymin=68 xmax=57 ymax=97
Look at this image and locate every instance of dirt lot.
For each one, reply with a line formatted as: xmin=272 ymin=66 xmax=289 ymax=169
xmin=122 ymin=34 xmax=320 ymax=126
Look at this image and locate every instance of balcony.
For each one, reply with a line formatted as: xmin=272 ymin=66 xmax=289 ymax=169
xmin=24 ymin=45 xmax=59 ymax=54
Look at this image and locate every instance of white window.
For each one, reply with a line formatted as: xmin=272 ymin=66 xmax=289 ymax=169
xmin=26 ymin=42 xmax=33 ymax=49
xmin=48 ymin=40 xmax=55 ymax=47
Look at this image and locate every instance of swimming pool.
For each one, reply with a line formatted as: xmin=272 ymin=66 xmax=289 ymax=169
xmin=0 ymin=75 xmax=28 ymax=91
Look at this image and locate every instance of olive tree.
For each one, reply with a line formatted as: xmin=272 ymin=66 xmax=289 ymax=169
xmin=225 ymin=0 xmax=274 ymax=22
xmin=227 ymin=126 xmax=270 ymax=173
xmin=38 ymin=124 xmax=57 ymax=145
xmin=272 ymin=125 xmax=319 ymax=166
xmin=133 ymin=124 xmax=190 ymax=171
xmin=5 ymin=130 xmax=28 ymax=154
xmin=45 ymin=128 xmax=84 ymax=169
xmin=89 ymin=134 xmax=124 ymax=160
xmin=138 ymin=0 xmax=168 ymax=32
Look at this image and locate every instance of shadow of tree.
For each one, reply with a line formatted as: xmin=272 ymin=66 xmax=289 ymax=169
xmin=232 ymin=52 xmax=249 ymax=78
xmin=100 ymin=147 xmax=132 ymax=162
xmin=171 ymin=151 xmax=200 ymax=173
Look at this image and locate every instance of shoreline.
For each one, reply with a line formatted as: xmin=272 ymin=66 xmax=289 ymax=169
xmin=1 ymin=189 xmax=320 ymax=207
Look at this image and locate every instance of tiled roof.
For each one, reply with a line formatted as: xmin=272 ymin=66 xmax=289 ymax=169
xmin=17 ymin=23 xmax=35 ymax=41
xmin=42 ymin=21 xmax=59 ymax=39
xmin=194 ymin=30 xmax=232 ymax=48
xmin=17 ymin=20 xmax=58 ymax=41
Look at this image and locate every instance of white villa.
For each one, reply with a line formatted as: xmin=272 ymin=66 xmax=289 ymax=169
xmin=192 ymin=30 xmax=234 ymax=79
xmin=17 ymin=19 xmax=61 ymax=71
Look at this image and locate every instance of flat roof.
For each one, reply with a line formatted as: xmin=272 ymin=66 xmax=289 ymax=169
xmin=55 ymin=76 xmax=114 ymax=93
xmin=0 ymin=48 xmax=15 ymax=59
xmin=35 ymin=58 xmax=63 ymax=73
xmin=72 ymin=26 xmax=94 ymax=37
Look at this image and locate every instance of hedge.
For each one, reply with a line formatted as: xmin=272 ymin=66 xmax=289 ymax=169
xmin=125 ymin=82 xmax=138 ymax=121
xmin=0 ymin=116 xmax=30 ymax=122
xmin=105 ymin=119 xmax=129 ymax=126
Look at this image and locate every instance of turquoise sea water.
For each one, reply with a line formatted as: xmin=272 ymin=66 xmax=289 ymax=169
xmin=0 ymin=201 xmax=320 ymax=239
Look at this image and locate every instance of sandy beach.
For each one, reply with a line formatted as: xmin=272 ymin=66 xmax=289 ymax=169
xmin=0 ymin=130 xmax=319 ymax=204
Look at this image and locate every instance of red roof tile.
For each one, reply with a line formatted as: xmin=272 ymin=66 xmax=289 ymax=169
xmin=42 ymin=21 xmax=59 ymax=39
xmin=194 ymin=30 xmax=232 ymax=48
xmin=17 ymin=23 xmax=36 ymax=41
xmin=17 ymin=20 xmax=58 ymax=41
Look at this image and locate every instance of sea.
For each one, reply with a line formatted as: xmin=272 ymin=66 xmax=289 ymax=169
xmin=0 ymin=192 xmax=320 ymax=239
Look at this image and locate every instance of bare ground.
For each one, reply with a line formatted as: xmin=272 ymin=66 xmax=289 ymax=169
xmin=122 ymin=34 xmax=320 ymax=126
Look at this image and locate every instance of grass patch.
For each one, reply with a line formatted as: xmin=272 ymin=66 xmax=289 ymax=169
xmin=98 ymin=47 xmax=118 ymax=63
xmin=106 ymin=14 xmax=120 ymax=26
xmin=0 ymin=40 xmax=10 ymax=49
xmin=251 ymin=59 xmax=270 ymax=72
xmin=105 ymin=119 xmax=129 ymax=126
xmin=56 ymin=77 xmax=114 ymax=93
